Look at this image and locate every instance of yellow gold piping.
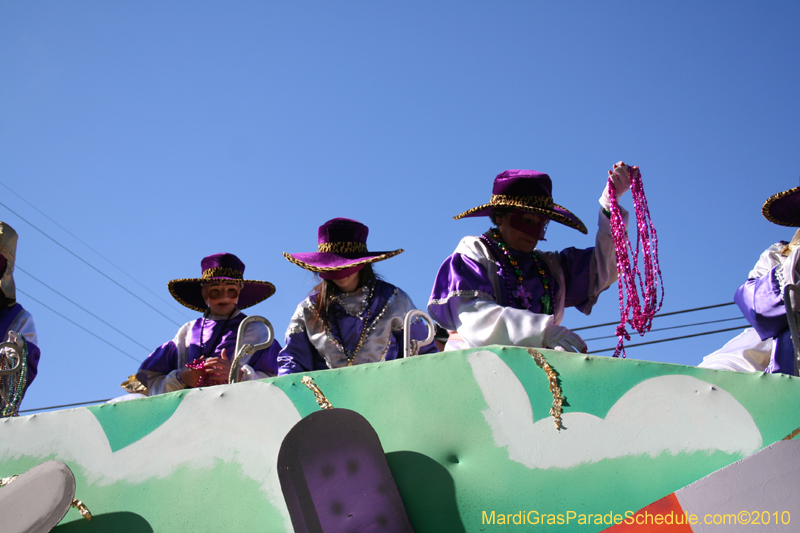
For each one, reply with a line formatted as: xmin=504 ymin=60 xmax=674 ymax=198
xmin=528 ymin=348 xmax=565 ymax=431
xmin=782 ymin=426 xmax=800 ymax=440
xmin=71 ymin=499 xmax=92 ymax=521
xmin=302 ymin=376 xmax=333 ymax=410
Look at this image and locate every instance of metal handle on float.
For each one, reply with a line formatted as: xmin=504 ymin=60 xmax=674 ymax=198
xmin=229 ymin=316 xmax=274 ymax=384
xmin=0 ymin=342 xmax=21 ymax=376
xmin=783 ymin=284 xmax=800 ymax=377
xmin=403 ymin=309 xmax=436 ymax=358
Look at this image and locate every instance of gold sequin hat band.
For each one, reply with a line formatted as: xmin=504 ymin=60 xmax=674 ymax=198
xmin=453 ymin=169 xmax=587 ymax=234
xmin=762 ymin=179 xmax=800 ymax=227
xmin=283 ymin=217 xmax=404 ymax=273
xmin=202 ymin=267 xmax=243 ymax=280
xmin=317 ymin=241 xmax=368 ymax=253
xmin=168 ymin=253 xmax=276 ymax=312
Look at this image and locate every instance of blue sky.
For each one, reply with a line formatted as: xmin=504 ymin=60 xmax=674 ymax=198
xmin=1 ymin=1 xmax=798 ymax=412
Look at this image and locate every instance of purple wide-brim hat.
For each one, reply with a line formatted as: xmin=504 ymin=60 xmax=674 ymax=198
xmin=762 ymin=179 xmax=800 ymax=227
xmin=168 ymin=253 xmax=276 ymax=312
xmin=283 ymin=218 xmax=403 ymax=273
xmin=454 ymin=169 xmax=587 ymax=234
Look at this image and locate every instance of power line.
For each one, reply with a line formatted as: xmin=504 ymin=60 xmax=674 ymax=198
xmin=0 ymin=181 xmax=192 ymax=321
xmin=17 ymin=288 xmax=142 ymax=363
xmin=19 ymin=398 xmax=112 ymax=413
xmin=572 ymin=302 xmax=737 ymax=332
xmin=15 ymin=265 xmax=151 ymax=352
xmin=10 ymin=304 xmax=755 ymax=414
xmin=0 ymin=200 xmax=181 ymax=326
xmin=591 ymin=325 xmax=750 ymax=354
xmin=582 ymin=316 xmax=749 ymax=342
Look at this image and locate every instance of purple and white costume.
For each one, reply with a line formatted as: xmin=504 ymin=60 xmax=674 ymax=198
xmin=700 ymin=179 xmax=800 ymax=375
xmin=700 ymin=242 xmax=799 ymax=374
xmin=0 ymin=221 xmax=40 ymax=400
xmin=1 ymin=303 xmax=41 ymax=389
xmin=135 ymin=253 xmax=279 ymax=395
xmin=137 ymin=310 xmax=281 ymax=395
xmin=278 ymin=280 xmax=437 ymax=374
xmin=279 ymin=217 xmax=438 ymax=374
xmin=428 ymin=208 xmax=625 ymax=350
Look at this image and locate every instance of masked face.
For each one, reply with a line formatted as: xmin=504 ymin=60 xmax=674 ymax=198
xmin=202 ymin=282 xmax=241 ymax=315
xmin=496 ymin=210 xmax=549 ymax=253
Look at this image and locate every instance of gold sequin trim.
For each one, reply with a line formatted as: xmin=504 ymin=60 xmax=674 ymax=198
xmin=318 ymin=241 xmax=368 ymax=253
xmin=762 ymin=186 xmax=800 ymax=227
xmin=1 ymin=474 xmax=91 ymax=521
xmin=202 ymin=267 xmax=243 ymax=280
xmin=490 ymin=194 xmax=554 ymax=209
xmin=0 ymin=245 xmax=14 ymax=262
xmin=452 ymin=202 xmax=587 ymax=234
xmin=302 ymin=376 xmax=333 ymax=410
xmin=71 ymin=499 xmax=92 ymax=521
xmin=528 ymin=348 xmax=565 ymax=431
xmin=782 ymin=426 xmax=800 ymax=440
xmin=282 ymin=249 xmax=404 ymax=272
xmin=120 ymin=375 xmax=148 ymax=395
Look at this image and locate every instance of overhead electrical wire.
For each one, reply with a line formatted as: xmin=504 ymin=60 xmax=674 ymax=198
xmin=0 ymin=199 xmax=181 ymax=326
xmin=17 ymin=288 xmax=142 ymax=363
xmin=0 ymin=181 xmax=192 ymax=321
xmin=582 ymin=316 xmax=749 ymax=342
xmin=15 ymin=301 xmax=757 ymax=413
xmin=19 ymin=399 xmax=113 ymax=414
xmin=571 ymin=302 xmax=737 ymax=332
xmin=16 ymin=265 xmax=151 ymax=352
xmin=591 ymin=325 xmax=751 ymax=354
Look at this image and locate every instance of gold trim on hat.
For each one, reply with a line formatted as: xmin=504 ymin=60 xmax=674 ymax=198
xmin=202 ymin=267 xmax=244 ymax=280
xmin=318 ymin=241 xmax=368 ymax=253
xmin=282 ymin=249 xmax=404 ymax=273
xmin=0 ymin=245 xmax=15 ymax=263
xmin=762 ymin=186 xmax=800 ymax=227
xmin=167 ymin=278 xmax=275 ymax=312
xmin=453 ymin=201 xmax=588 ymax=234
xmin=490 ymin=194 xmax=554 ymax=209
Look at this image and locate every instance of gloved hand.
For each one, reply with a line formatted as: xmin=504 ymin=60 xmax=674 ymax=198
xmin=543 ymin=322 xmax=587 ymax=353
xmin=599 ymin=161 xmax=632 ymax=210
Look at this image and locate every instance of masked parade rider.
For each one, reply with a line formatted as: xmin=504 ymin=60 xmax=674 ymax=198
xmin=427 ymin=164 xmax=630 ymax=352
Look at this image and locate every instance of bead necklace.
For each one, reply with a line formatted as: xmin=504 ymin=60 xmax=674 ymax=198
xmin=481 ymin=230 xmax=555 ymax=315
xmin=606 ymin=165 xmax=664 ymax=358
xmin=1 ymin=338 xmax=28 ymax=418
xmin=329 ymin=280 xmax=376 ymax=366
xmin=188 ymin=310 xmax=235 ymax=386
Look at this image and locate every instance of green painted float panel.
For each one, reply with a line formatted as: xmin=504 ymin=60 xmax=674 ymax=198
xmin=86 ymin=391 xmax=185 ymax=453
xmin=0 ymin=346 xmax=798 ymax=532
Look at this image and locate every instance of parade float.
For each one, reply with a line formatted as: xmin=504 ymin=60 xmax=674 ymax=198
xmin=1 ymin=343 xmax=799 ymax=532
xmin=4 ymin=167 xmax=800 ymax=532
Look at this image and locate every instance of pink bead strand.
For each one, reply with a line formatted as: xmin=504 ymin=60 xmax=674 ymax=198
xmin=608 ymin=166 xmax=664 ymax=357
xmin=185 ymin=359 xmax=227 ymax=387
